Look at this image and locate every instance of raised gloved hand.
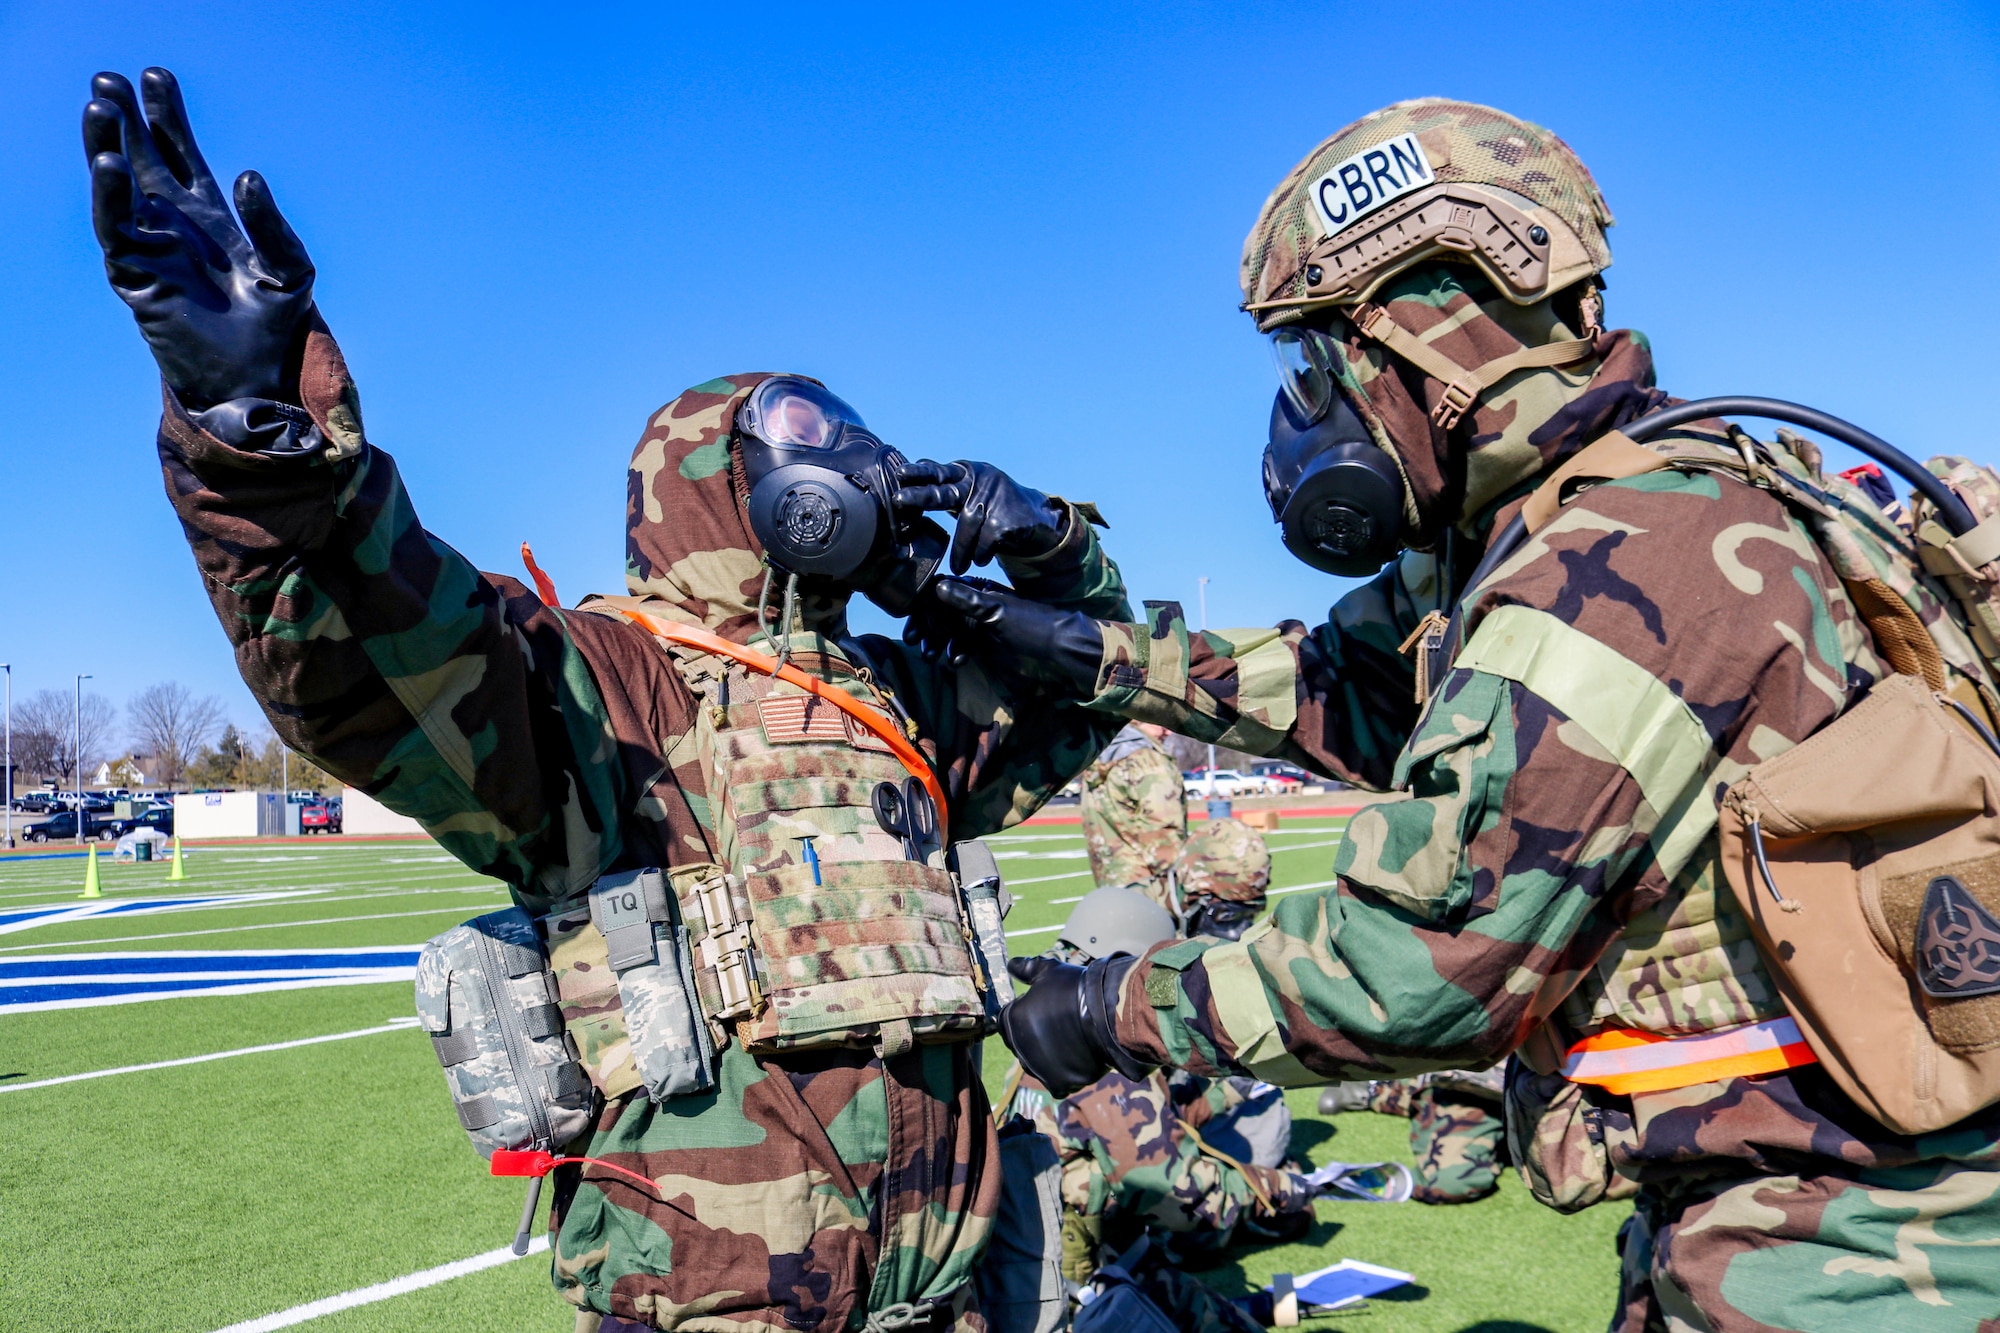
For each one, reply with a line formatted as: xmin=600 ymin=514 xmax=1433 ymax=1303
xmin=83 ymin=68 xmax=317 ymax=408
xmin=891 ymin=461 xmax=1069 ymax=574
xmin=902 ymin=578 xmax=1104 ymax=694
xmin=997 ymin=954 xmax=1153 ymax=1097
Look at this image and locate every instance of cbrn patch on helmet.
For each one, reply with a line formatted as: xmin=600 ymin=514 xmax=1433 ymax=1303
xmin=1242 ymin=98 xmax=1615 ymax=329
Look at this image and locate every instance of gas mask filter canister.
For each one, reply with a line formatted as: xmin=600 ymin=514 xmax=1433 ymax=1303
xmin=1262 ymin=387 xmax=1407 ymax=577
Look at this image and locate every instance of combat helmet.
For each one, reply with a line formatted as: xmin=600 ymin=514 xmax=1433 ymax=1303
xmin=1241 ymin=98 xmax=1615 ymax=333
xmin=1059 ymin=887 xmax=1178 ymax=962
xmin=1175 ymin=817 xmax=1272 ymax=906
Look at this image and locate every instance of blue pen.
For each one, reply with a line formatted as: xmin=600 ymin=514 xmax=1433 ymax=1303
xmin=795 ymin=834 xmax=822 ymax=885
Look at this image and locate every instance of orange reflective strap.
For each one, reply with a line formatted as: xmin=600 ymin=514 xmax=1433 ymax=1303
xmin=1562 ymin=1017 xmax=1818 ymax=1097
xmin=613 ymin=607 xmax=949 ymax=842
xmin=520 ymin=543 xmax=561 ymax=608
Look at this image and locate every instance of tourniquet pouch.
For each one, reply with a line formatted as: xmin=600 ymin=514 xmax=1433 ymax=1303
xmin=543 ymin=865 xmax=718 ymax=1104
xmin=1716 ymin=671 xmax=2000 ymax=1134
xmin=416 ymin=907 xmax=596 ymax=1157
xmin=977 ymin=1118 xmax=1069 ymax=1333
xmin=702 ymin=665 xmax=986 ymax=1053
xmin=954 ymin=838 xmax=1016 ymax=1025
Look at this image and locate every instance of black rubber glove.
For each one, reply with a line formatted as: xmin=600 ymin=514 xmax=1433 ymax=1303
xmin=83 ymin=68 xmax=317 ymax=409
xmin=902 ymin=578 xmax=1104 ymax=694
xmin=998 ymin=954 xmax=1152 ymax=1097
xmin=891 ymin=461 xmax=1068 ymax=575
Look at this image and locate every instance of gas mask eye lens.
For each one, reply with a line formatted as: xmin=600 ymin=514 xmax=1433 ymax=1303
xmin=1271 ymin=327 xmax=1334 ymax=424
xmin=743 ymin=377 xmax=866 ymax=451
xmin=769 ymin=393 xmax=833 ymax=448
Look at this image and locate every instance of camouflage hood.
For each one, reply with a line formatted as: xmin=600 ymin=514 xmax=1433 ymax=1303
xmin=1326 ymin=263 xmax=1667 ymax=546
xmin=623 ymin=373 xmax=850 ymax=643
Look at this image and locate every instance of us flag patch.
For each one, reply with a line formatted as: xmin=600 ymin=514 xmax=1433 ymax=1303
xmin=757 ymin=696 xmax=895 ymax=753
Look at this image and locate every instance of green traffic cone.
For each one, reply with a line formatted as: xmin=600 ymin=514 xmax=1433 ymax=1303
xmin=167 ymin=835 xmax=187 ymax=882
xmin=79 ymin=843 xmax=101 ymax=899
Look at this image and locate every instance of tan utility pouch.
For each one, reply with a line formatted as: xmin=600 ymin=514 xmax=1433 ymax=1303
xmin=1716 ymin=671 xmax=2000 ymax=1133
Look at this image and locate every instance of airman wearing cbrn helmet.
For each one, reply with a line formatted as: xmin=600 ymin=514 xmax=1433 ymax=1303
xmin=923 ymin=98 xmax=2000 ymax=1331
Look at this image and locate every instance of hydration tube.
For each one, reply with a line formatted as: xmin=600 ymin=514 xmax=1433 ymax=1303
xmin=1461 ymin=397 xmax=1974 ymax=604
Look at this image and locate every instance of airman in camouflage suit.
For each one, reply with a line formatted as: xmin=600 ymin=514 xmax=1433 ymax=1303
xmin=972 ymin=99 xmax=2000 ymax=1331
xmin=1079 ymin=723 xmax=1187 ymax=914
xmin=1009 ymin=1069 xmax=1312 ymax=1282
xmin=1324 ymin=1069 xmax=1507 ymax=1204
xmin=81 ymin=68 xmax=1132 ymax=1332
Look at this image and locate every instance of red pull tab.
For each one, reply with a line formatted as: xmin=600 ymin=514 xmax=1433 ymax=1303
xmin=490 ymin=1149 xmax=557 ymax=1177
xmin=488 ymin=1148 xmax=664 ymax=1197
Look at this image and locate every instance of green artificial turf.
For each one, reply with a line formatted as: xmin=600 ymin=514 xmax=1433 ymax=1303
xmin=0 ymin=826 xmax=1626 ymax=1332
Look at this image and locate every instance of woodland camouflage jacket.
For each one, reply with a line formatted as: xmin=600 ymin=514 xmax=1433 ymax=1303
xmin=1093 ymin=265 xmax=2000 ymax=1188
xmin=156 ymin=355 xmax=1130 ymax=911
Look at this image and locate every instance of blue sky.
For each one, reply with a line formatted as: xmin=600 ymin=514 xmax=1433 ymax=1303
xmin=3 ymin=1 xmax=1998 ymax=740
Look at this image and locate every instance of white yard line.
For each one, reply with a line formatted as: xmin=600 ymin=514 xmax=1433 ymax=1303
xmin=1004 ymin=870 xmax=1092 ymax=888
xmin=1266 ymin=837 xmax=1346 ymax=855
xmin=1006 ymin=923 xmax=1064 ymax=938
xmin=0 ymin=1018 xmax=421 ymax=1093
xmin=0 ymin=903 xmax=510 ymax=953
xmin=208 ymin=1237 xmax=548 ymax=1333
xmin=1270 ymin=878 xmax=1340 ymax=896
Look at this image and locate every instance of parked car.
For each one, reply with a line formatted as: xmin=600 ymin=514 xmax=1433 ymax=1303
xmin=110 ymin=804 xmax=175 ymax=839
xmin=12 ymin=792 xmax=60 ymax=814
xmin=299 ymin=801 xmax=342 ymax=835
xmin=1183 ymin=769 xmax=1281 ymax=798
xmin=1249 ymin=761 xmax=1311 ymax=792
xmin=21 ymin=810 xmax=122 ymax=843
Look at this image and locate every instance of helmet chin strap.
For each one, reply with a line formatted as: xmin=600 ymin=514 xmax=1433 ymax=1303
xmin=1348 ymin=301 xmax=1596 ymax=430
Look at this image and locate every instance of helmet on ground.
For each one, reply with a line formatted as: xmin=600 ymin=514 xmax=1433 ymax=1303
xmin=1241 ymin=98 xmax=1615 ymax=333
xmin=1059 ymin=887 xmax=1178 ymax=962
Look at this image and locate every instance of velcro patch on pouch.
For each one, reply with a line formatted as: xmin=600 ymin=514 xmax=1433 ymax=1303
xmin=1882 ymin=852 xmax=2000 ymax=1053
xmin=1919 ymin=875 xmax=2000 ymax=998
xmin=757 ymin=696 xmax=892 ymax=754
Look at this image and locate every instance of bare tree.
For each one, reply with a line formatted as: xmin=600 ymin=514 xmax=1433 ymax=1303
xmin=12 ymin=691 xmax=64 ymax=783
xmin=15 ymin=689 xmax=116 ymax=788
xmin=127 ymin=682 xmax=224 ymax=789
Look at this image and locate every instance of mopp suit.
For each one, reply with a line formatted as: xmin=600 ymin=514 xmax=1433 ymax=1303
xmin=81 ymin=70 xmax=1131 ymax=1331
xmin=977 ymin=99 xmax=2000 ymax=1332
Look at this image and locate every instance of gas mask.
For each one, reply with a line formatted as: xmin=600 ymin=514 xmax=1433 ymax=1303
xmin=1262 ymin=322 xmax=1408 ymax=576
xmin=736 ymin=376 xmax=949 ymax=616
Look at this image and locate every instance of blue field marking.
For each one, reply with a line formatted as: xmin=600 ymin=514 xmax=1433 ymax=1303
xmin=0 ymin=891 xmax=324 ymax=938
xmin=0 ymin=946 xmax=421 ymax=1013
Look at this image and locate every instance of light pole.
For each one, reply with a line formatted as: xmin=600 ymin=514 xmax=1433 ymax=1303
xmin=2 ymin=663 xmax=11 ymax=850
xmin=1198 ymin=578 xmax=1217 ymax=792
xmin=74 ymin=673 xmax=92 ymax=845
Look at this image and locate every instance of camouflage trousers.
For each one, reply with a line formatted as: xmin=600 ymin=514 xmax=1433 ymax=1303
xmin=552 ymin=1040 xmax=999 ymax=1331
xmin=1613 ymin=1162 xmax=2000 ymax=1332
xmin=1361 ymin=1080 xmax=1506 ymax=1205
